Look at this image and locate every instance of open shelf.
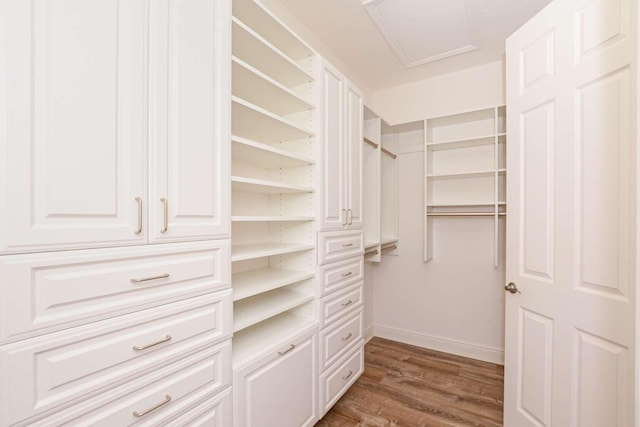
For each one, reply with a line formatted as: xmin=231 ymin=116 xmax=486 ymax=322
xmin=234 ymin=288 xmax=313 ymax=333
xmin=231 ymin=242 xmax=314 ymax=262
xmin=231 ymin=176 xmax=314 ymax=194
xmin=232 ymin=136 xmax=314 ymax=169
xmin=232 ymin=18 xmax=313 ymax=88
xmin=233 ymin=312 xmax=317 ymax=366
xmin=233 ymin=267 xmax=315 ymax=302
xmin=232 ymin=96 xmax=314 ymax=144
xmin=380 ymin=237 xmax=398 ymax=246
xmin=427 ymin=202 xmax=506 ymax=207
xmin=426 ymin=133 xmax=506 ymax=151
xmin=365 ymin=241 xmax=380 ymax=250
xmin=232 ymin=216 xmax=314 ymax=222
xmin=232 ymin=56 xmax=313 ymax=117
xmin=427 ymin=169 xmax=501 ymax=179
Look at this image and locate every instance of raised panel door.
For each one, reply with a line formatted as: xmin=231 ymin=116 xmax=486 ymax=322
xmin=345 ymin=80 xmax=364 ymax=229
xmin=0 ymin=0 xmax=148 ymax=254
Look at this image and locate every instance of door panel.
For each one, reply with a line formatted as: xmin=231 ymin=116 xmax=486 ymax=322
xmin=0 ymin=0 xmax=147 ymax=253
xmin=345 ymin=81 xmax=364 ymax=229
xmin=504 ymin=1 xmax=636 ymax=425
xmin=149 ymin=0 xmax=230 ymax=242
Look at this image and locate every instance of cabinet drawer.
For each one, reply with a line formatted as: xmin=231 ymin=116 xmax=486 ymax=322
xmin=319 ymin=309 xmax=363 ymax=372
xmin=0 ymin=240 xmax=230 ymax=344
xmin=319 ymin=282 xmax=363 ymax=328
xmin=319 ymin=256 xmax=364 ymax=296
xmin=0 ymin=292 xmax=231 ymax=426
xmin=24 ymin=342 xmax=232 ymax=427
xmin=317 ymin=230 xmax=364 ymax=265
xmin=320 ymin=344 xmax=364 ymax=415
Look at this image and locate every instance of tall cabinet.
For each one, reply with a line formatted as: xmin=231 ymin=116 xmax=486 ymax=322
xmin=0 ymin=0 xmax=233 ymax=425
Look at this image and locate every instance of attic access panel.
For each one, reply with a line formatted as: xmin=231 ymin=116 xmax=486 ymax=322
xmin=363 ymin=0 xmax=481 ymax=68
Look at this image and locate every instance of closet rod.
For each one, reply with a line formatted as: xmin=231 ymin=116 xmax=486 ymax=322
xmin=381 ymin=147 xmax=398 ymax=159
xmin=427 ymin=212 xmax=507 ymax=217
xmin=381 ymin=244 xmax=397 ymax=251
xmin=363 ymin=137 xmax=379 ymax=149
xmin=365 ymin=249 xmax=379 ymax=255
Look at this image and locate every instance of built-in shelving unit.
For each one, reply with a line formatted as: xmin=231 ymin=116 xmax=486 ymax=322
xmin=231 ymin=0 xmax=318 ymax=368
xmin=424 ymin=106 xmax=506 ymax=266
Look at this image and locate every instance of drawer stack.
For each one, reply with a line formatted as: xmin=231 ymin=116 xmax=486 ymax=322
xmin=0 ymin=242 xmax=233 ymax=426
xmin=316 ymin=232 xmax=365 ymax=417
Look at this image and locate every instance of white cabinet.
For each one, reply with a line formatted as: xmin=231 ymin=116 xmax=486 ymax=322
xmin=0 ymin=0 xmax=230 ymax=254
xmin=233 ymin=327 xmax=318 ymax=427
xmin=319 ymin=61 xmax=363 ymax=231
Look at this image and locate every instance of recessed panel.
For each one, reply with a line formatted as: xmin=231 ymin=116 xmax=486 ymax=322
xmin=518 ymin=308 xmax=553 ymax=426
xmin=576 ymin=0 xmax=629 ymax=61
xmin=520 ymin=101 xmax=555 ymax=282
xmin=577 ymin=68 xmax=630 ymax=299
xmin=575 ymin=330 xmax=628 ymax=426
xmin=520 ymin=31 xmax=555 ymax=93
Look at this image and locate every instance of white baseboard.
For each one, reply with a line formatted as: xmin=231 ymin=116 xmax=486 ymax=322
xmin=364 ymin=324 xmax=375 ymax=343
xmin=372 ymin=324 xmax=504 ymax=365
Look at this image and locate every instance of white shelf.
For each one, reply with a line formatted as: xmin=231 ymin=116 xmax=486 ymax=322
xmin=380 ymin=237 xmax=398 ymax=246
xmin=233 ymin=312 xmax=317 ymax=366
xmin=365 ymin=241 xmax=380 ymax=250
xmin=427 ymin=202 xmax=506 ymax=207
xmin=232 ymin=97 xmax=314 ymax=144
xmin=233 ymin=267 xmax=315 ymax=301
xmin=427 ymin=169 xmax=497 ymax=179
xmin=234 ymin=288 xmax=313 ymax=333
xmin=231 ymin=176 xmax=314 ymax=194
xmin=232 ymin=136 xmax=314 ymax=169
xmin=232 ymin=0 xmax=314 ymax=61
xmin=232 ymin=216 xmax=314 ymax=222
xmin=231 ymin=242 xmax=314 ymax=262
xmin=426 ymin=133 xmax=506 ymax=151
xmin=232 ymin=56 xmax=313 ymax=117
xmin=232 ymin=17 xmax=313 ymax=88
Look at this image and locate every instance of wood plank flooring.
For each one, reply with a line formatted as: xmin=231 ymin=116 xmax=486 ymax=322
xmin=316 ymin=337 xmax=504 ymax=427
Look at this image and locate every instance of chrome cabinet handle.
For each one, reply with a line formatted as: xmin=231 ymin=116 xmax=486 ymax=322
xmin=341 ymin=332 xmax=353 ymax=341
xmin=341 ymin=271 xmax=353 ymax=277
xmin=133 ymin=395 xmax=172 ymax=417
xmin=160 ymin=198 xmax=168 ymax=233
xmin=278 ymin=344 xmax=296 ymax=356
xmin=342 ymin=243 xmax=354 ymax=247
xmin=132 ymin=334 xmax=172 ymax=351
xmin=135 ymin=197 xmax=143 ymax=235
xmin=341 ymin=299 xmax=353 ymax=307
xmin=342 ymin=370 xmax=353 ymax=380
xmin=131 ymin=273 xmax=170 ymax=283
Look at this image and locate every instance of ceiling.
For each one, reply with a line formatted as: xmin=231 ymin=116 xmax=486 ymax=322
xmin=274 ymin=0 xmax=552 ymax=90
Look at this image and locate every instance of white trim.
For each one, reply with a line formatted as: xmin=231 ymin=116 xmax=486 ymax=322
xmin=364 ymin=324 xmax=375 ymax=343
xmin=372 ymin=324 xmax=504 ymax=365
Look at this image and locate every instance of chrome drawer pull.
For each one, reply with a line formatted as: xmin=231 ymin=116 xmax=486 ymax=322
xmin=131 ymin=273 xmax=170 ymax=283
xmin=341 ymin=332 xmax=353 ymax=341
xmin=133 ymin=334 xmax=172 ymax=351
xmin=133 ymin=394 xmax=172 ymax=417
xmin=341 ymin=299 xmax=353 ymax=307
xmin=342 ymin=370 xmax=353 ymax=381
xmin=341 ymin=271 xmax=353 ymax=277
xmin=342 ymin=243 xmax=354 ymax=247
xmin=278 ymin=344 xmax=296 ymax=356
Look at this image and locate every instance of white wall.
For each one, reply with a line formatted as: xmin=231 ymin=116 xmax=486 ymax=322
xmin=366 ymin=61 xmax=507 ymax=364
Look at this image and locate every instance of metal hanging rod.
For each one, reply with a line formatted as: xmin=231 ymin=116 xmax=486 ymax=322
xmin=363 ymin=137 xmax=379 ymax=149
xmin=381 ymin=147 xmax=398 ymax=159
xmin=427 ymin=212 xmax=507 ymax=217
xmin=381 ymin=244 xmax=397 ymax=251
xmin=365 ymin=249 xmax=379 ymax=255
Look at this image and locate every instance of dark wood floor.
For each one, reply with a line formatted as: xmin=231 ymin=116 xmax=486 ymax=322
xmin=316 ymin=337 xmax=504 ymax=427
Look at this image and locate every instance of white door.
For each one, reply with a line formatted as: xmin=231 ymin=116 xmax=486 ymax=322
xmin=320 ymin=61 xmax=347 ymax=231
xmin=505 ymin=0 xmax=636 ymax=426
xmin=0 ymin=0 xmax=148 ymax=254
xmin=148 ymin=0 xmax=230 ymax=243
xmin=345 ymin=81 xmax=364 ymax=230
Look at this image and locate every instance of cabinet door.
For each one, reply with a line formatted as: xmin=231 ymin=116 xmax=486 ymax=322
xmin=345 ymin=81 xmax=364 ymax=229
xmin=234 ymin=331 xmax=317 ymax=427
xmin=319 ymin=61 xmax=347 ymax=231
xmin=0 ymin=0 xmax=148 ymax=254
xmin=148 ymin=0 xmax=230 ymax=243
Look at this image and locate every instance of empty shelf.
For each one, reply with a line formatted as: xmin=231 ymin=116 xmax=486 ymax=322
xmin=233 ymin=267 xmax=315 ymax=301
xmin=365 ymin=241 xmax=380 ymax=250
xmin=380 ymin=237 xmax=398 ymax=246
xmin=426 ymin=133 xmax=506 ymax=150
xmin=232 ymin=136 xmax=314 ymax=169
xmin=427 ymin=202 xmax=506 ymax=207
xmin=232 ymin=216 xmax=314 ymax=222
xmin=232 ymin=97 xmax=314 ymax=144
xmin=427 ymin=169 xmax=496 ymax=179
xmin=231 ymin=176 xmax=314 ymax=194
xmin=231 ymin=242 xmax=314 ymax=262
xmin=233 ymin=288 xmax=314 ymax=333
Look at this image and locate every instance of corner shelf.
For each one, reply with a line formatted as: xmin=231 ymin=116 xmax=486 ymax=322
xmin=233 ymin=267 xmax=315 ymax=301
xmin=233 ymin=288 xmax=314 ymax=333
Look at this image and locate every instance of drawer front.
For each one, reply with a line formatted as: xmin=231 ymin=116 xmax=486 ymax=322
xmin=320 ymin=344 xmax=364 ymax=415
xmin=0 ymin=292 xmax=232 ymax=426
xmin=24 ymin=342 xmax=232 ymax=427
xmin=319 ymin=282 xmax=363 ymax=328
xmin=0 ymin=240 xmax=231 ymax=344
xmin=319 ymin=309 xmax=363 ymax=372
xmin=317 ymin=231 xmax=364 ymax=265
xmin=318 ymin=256 xmax=364 ymax=297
